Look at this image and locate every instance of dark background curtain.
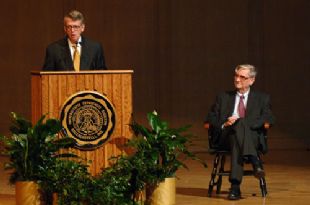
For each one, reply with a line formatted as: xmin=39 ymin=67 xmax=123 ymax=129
xmin=0 ymin=0 xmax=309 ymax=150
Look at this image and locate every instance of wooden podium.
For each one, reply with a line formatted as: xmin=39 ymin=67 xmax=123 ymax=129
xmin=31 ymin=70 xmax=133 ymax=175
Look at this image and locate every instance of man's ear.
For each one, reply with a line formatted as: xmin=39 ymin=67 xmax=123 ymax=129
xmin=81 ymin=24 xmax=85 ymax=32
xmin=250 ymin=77 xmax=255 ymax=86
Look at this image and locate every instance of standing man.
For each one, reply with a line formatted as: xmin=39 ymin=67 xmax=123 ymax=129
xmin=43 ymin=10 xmax=107 ymax=71
xmin=206 ymin=64 xmax=274 ymax=200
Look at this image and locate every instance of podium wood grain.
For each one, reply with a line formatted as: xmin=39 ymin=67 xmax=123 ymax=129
xmin=31 ymin=70 xmax=133 ymax=175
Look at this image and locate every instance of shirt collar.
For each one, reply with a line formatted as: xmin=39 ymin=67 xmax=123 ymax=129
xmin=67 ymin=37 xmax=82 ymax=47
xmin=237 ymin=88 xmax=250 ymax=98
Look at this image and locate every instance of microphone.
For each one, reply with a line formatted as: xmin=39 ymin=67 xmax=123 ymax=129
xmin=77 ymin=41 xmax=83 ymax=46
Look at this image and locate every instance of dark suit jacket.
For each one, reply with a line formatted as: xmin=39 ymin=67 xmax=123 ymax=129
xmin=206 ymin=90 xmax=275 ymax=153
xmin=42 ymin=36 xmax=106 ymax=71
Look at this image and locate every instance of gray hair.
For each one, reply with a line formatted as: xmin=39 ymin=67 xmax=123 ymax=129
xmin=64 ymin=10 xmax=85 ymax=24
xmin=235 ymin=64 xmax=257 ymax=78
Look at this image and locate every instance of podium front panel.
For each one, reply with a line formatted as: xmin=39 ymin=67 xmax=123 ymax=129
xmin=31 ymin=70 xmax=133 ymax=175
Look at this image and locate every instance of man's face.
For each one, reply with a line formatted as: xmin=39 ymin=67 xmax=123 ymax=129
xmin=64 ymin=17 xmax=85 ymax=43
xmin=234 ymin=68 xmax=255 ymax=92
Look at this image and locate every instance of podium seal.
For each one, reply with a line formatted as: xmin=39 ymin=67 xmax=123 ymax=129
xmin=60 ymin=91 xmax=115 ymax=150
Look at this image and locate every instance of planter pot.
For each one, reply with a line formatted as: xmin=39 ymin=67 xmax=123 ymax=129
xmin=134 ymin=189 xmax=146 ymax=205
xmin=146 ymin=177 xmax=176 ymax=205
xmin=52 ymin=193 xmax=58 ymax=205
xmin=15 ymin=181 xmax=41 ymax=205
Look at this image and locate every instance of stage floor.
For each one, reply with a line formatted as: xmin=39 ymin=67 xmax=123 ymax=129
xmin=1 ymin=148 xmax=310 ymax=205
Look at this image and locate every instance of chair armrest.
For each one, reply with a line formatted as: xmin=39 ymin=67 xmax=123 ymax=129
xmin=204 ymin=123 xmax=210 ymax=129
xmin=264 ymin=123 xmax=270 ymax=129
xmin=205 ymin=122 xmax=270 ymax=130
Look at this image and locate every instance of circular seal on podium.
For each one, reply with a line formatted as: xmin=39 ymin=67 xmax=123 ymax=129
xmin=60 ymin=91 xmax=115 ymax=150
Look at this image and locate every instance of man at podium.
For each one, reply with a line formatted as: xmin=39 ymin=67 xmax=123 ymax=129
xmin=42 ymin=10 xmax=107 ymax=71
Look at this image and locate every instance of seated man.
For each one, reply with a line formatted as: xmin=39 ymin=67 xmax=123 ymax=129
xmin=205 ymin=64 xmax=275 ymax=200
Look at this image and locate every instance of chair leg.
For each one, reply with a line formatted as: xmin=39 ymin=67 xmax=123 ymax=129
xmin=208 ymin=153 xmax=220 ymax=197
xmin=216 ymin=155 xmax=225 ymax=194
xmin=258 ymin=154 xmax=267 ymax=197
xmin=259 ymin=177 xmax=267 ymax=197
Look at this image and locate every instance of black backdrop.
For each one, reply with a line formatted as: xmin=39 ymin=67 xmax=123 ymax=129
xmin=0 ymin=0 xmax=309 ymax=150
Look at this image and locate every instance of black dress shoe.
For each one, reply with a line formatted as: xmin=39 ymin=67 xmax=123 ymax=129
xmin=228 ymin=187 xmax=241 ymax=200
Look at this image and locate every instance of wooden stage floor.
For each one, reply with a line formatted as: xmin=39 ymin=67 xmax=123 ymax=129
xmin=1 ymin=148 xmax=310 ymax=205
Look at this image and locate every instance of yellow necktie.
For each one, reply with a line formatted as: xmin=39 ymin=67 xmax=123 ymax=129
xmin=73 ymin=44 xmax=80 ymax=71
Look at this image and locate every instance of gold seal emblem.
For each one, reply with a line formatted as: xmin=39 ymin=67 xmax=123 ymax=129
xmin=60 ymin=91 xmax=115 ymax=150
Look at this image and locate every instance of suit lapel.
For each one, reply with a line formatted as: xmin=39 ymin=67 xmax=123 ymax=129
xmin=228 ymin=91 xmax=236 ymax=115
xmin=245 ymin=90 xmax=256 ymax=117
xmin=80 ymin=38 xmax=90 ymax=70
xmin=61 ymin=38 xmax=74 ymax=70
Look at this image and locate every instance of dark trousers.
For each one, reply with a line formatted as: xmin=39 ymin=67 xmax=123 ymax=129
xmin=219 ymin=119 xmax=259 ymax=183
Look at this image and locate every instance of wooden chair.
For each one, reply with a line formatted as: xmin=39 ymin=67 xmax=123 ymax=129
xmin=204 ymin=123 xmax=269 ymax=197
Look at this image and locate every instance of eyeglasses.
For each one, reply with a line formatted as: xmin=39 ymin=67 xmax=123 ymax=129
xmin=234 ymin=74 xmax=251 ymax=81
xmin=65 ymin=25 xmax=82 ymax=31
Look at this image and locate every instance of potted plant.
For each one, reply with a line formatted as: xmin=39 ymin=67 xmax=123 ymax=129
xmin=38 ymin=158 xmax=91 ymax=205
xmin=129 ymin=111 xmax=206 ymax=205
xmin=0 ymin=112 xmax=76 ymax=205
xmin=85 ymin=155 xmax=143 ymax=205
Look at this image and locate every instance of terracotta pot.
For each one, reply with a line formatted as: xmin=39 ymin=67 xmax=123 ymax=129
xmin=146 ymin=177 xmax=176 ymax=205
xmin=15 ymin=181 xmax=41 ymax=205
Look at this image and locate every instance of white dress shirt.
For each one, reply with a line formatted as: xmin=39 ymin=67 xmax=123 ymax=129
xmin=232 ymin=89 xmax=250 ymax=118
xmin=68 ymin=37 xmax=82 ymax=60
